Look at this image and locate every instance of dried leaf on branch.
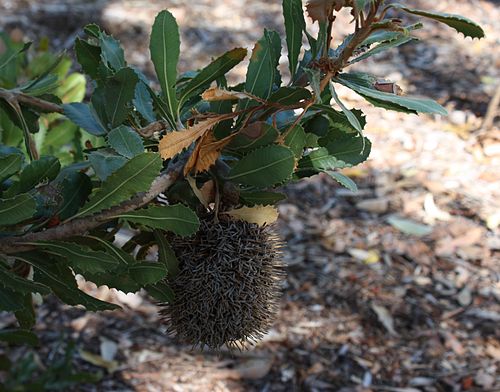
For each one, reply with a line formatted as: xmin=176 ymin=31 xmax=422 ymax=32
xmin=184 ymin=132 xmax=236 ymax=175
xmin=158 ymin=115 xmax=228 ymax=160
xmin=201 ymin=87 xmax=264 ymax=103
xmin=224 ymin=205 xmax=279 ymax=226
xmin=306 ymin=0 xmax=346 ymax=23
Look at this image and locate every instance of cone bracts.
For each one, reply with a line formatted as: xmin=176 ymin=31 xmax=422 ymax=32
xmin=160 ymin=218 xmax=285 ymax=350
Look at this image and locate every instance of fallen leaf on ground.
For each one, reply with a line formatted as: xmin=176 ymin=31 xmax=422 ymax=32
xmin=371 ymin=303 xmax=398 ymax=336
xmin=348 ymin=248 xmax=380 ymax=264
xmin=80 ymin=349 xmax=119 ymax=373
xmin=387 ymin=215 xmax=433 ymax=237
xmin=356 ymin=198 xmax=389 ymax=214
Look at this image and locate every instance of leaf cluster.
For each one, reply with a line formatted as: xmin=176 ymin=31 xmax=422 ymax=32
xmin=0 ymin=0 xmax=484 ymax=341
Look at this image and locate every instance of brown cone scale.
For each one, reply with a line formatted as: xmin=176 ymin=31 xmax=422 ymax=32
xmin=160 ymin=218 xmax=285 ymax=350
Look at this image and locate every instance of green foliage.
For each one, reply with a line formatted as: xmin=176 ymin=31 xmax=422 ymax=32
xmin=283 ymin=0 xmax=306 ymax=79
xmin=227 ymin=145 xmax=295 ymax=187
xmin=107 ymin=126 xmax=144 ymax=158
xmin=389 ymin=5 xmax=485 ymax=39
xmin=244 ymin=29 xmax=281 ymax=103
xmin=0 ymin=0 xmax=483 ymax=349
xmin=74 ymin=153 xmax=161 ymax=218
xmin=150 ymin=10 xmax=181 ymax=123
xmin=116 ymin=204 xmax=200 ymax=236
xmin=0 ymin=194 xmax=36 ymax=226
xmin=0 ymin=341 xmax=102 ymax=391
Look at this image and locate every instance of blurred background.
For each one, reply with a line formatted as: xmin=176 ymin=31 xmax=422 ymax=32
xmin=0 ymin=0 xmax=499 ymax=391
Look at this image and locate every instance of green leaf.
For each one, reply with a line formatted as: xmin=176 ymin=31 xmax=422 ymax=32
xmin=146 ymin=282 xmax=174 ymax=302
xmin=269 ymin=86 xmax=312 ymax=105
xmin=75 ymin=38 xmax=101 ymax=79
xmin=90 ymin=86 xmax=110 ymax=130
xmin=284 ymin=124 xmax=306 ymax=158
xmin=88 ymin=149 xmax=127 ymax=181
xmin=305 ymin=132 xmax=320 ymax=147
xmin=0 ymin=288 xmax=25 ymax=311
xmin=5 ymin=156 xmax=60 ymax=197
xmin=28 ymin=241 xmax=120 ymax=274
xmin=351 ymin=33 xmax=416 ymax=64
xmin=26 ymin=254 xmax=120 ymax=311
xmin=336 ymin=74 xmax=447 ymax=115
xmin=130 ymin=262 xmax=167 ymax=285
xmin=133 ymin=81 xmax=156 ymax=122
xmin=243 ymin=29 xmax=281 ymax=103
xmin=298 ymin=147 xmax=343 ymax=173
xmin=148 ymin=85 xmax=176 ymax=128
xmin=240 ymin=191 xmax=287 ymax=206
xmin=361 ymin=22 xmax=423 ymax=49
xmin=311 ymin=105 xmax=366 ymax=134
xmin=305 ymin=68 xmax=321 ymax=102
xmin=283 ymin=0 xmax=306 ymax=79
xmin=228 ymin=122 xmax=279 ymax=153
xmin=117 ymin=204 xmax=200 ymax=237
xmin=0 ymin=329 xmax=38 ymax=346
xmin=391 ymin=4 xmax=485 ymax=39
xmin=354 ymin=0 xmax=370 ymax=12
xmin=54 ymin=171 xmax=93 ymax=220
xmin=56 ymin=72 xmax=86 ymax=103
xmin=99 ymin=32 xmax=126 ymax=71
xmin=74 ymin=153 xmax=161 ymax=218
xmin=227 ymin=145 xmax=295 ymax=187
xmin=326 ymin=171 xmax=358 ymax=192
xmin=0 ymin=41 xmax=31 ymax=75
xmin=63 ymin=103 xmax=107 ymax=136
xmin=0 ymin=110 xmax=23 ymax=147
xmin=154 ymin=230 xmax=180 ymax=277
xmin=84 ymin=23 xmax=101 ymax=38
xmin=104 ymin=67 xmax=139 ymax=128
xmin=85 ymin=271 xmax=141 ymax=293
xmin=179 ymin=47 xmax=247 ymax=108
xmin=329 ymin=82 xmax=363 ymax=132
xmin=20 ymin=74 xmax=59 ymax=96
xmin=150 ymin=10 xmax=181 ymax=121
xmin=84 ymin=235 xmax=136 ymax=265
xmin=0 ymin=194 xmax=36 ymax=225
xmin=323 ymin=133 xmax=372 ymax=166
xmin=14 ymin=294 xmax=36 ymax=329
xmin=107 ymin=126 xmax=144 ymax=158
xmin=41 ymin=121 xmax=77 ymax=160
xmin=0 ymin=266 xmax=50 ymax=295
xmin=0 ymin=153 xmax=22 ymax=183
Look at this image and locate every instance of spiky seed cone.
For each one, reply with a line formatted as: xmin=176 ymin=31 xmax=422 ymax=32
xmin=160 ymin=218 xmax=285 ymax=350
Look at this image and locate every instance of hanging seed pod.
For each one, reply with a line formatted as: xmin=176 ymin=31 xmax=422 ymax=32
xmin=160 ymin=218 xmax=285 ymax=350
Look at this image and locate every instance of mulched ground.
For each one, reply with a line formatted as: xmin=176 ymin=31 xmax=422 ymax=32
xmin=0 ymin=0 xmax=499 ymax=391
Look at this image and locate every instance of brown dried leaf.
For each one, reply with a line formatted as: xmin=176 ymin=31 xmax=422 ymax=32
xmin=183 ymin=133 xmax=205 ymax=175
xmin=224 ymin=205 xmax=279 ymax=226
xmin=374 ymin=81 xmax=404 ymax=95
xmin=306 ymin=0 xmax=345 ymax=23
xmin=158 ymin=116 xmax=225 ymax=161
xmin=184 ymin=132 xmax=236 ymax=175
xmin=201 ymin=87 xmax=263 ymax=102
xmin=186 ymin=176 xmax=211 ymax=207
xmin=200 ymin=180 xmax=215 ymax=205
xmin=195 ymin=133 xmax=235 ymax=174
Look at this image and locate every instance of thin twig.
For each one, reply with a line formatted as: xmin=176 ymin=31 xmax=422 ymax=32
xmin=480 ymin=82 xmax=500 ymax=131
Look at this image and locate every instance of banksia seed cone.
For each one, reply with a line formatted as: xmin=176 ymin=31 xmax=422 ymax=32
xmin=160 ymin=218 xmax=285 ymax=350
